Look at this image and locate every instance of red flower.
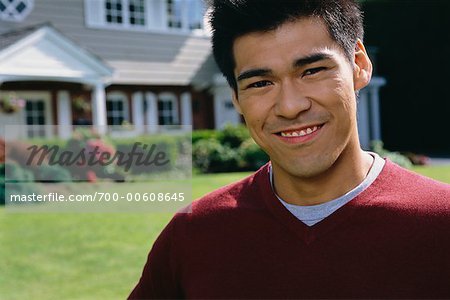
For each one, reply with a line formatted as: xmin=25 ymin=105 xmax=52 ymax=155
xmin=86 ymin=170 xmax=97 ymax=182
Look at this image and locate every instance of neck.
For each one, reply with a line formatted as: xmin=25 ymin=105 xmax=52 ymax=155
xmin=272 ymin=147 xmax=373 ymax=206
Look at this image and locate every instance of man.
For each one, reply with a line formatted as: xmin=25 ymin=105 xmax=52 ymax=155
xmin=129 ymin=0 xmax=450 ymax=298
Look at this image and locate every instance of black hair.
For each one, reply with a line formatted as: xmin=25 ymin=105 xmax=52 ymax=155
xmin=208 ymin=0 xmax=364 ymax=94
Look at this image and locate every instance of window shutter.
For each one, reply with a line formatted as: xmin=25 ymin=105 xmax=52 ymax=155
xmin=84 ymin=0 xmax=105 ymax=28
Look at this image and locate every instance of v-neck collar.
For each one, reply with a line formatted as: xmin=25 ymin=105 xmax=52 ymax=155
xmin=254 ymin=159 xmax=393 ymax=245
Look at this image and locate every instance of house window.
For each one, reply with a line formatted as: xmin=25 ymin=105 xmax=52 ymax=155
xmin=158 ymin=93 xmax=178 ymax=125
xmin=104 ymin=0 xmax=145 ymax=27
xmin=167 ymin=0 xmax=204 ymax=30
xmin=224 ymin=101 xmax=234 ymax=109
xmin=187 ymin=0 xmax=203 ymax=30
xmin=105 ymin=0 xmax=123 ymax=24
xmin=106 ymin=92 xmax=128 ymax=126
xmin=25 ymin=100 xmax=46 ymax=138
xmin=85 ymin=0 xmax=204 ymax=33
xmin=129 ymin=0 xmax=145 ymax=26
xmin=166 ymin=0 xmax=182 ymax=29
xmin=0 ymin=0 xmax=33 ymax=22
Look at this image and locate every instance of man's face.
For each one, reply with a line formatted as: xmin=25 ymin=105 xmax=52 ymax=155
xmin=232 ymin=18 xmax=371 ymax=180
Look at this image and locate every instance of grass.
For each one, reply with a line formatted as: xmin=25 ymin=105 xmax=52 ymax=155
xmin=0 ymin=172 xmax=250 ymax=300
xmin=0 ymin=166 xmax=448 ymax=299
xmin=412 ymin=164 xmax=450 ymax=184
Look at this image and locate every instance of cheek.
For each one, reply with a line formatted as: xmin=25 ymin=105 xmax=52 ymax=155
xmin=240 ymin=106 xmax=272 ymax=146
xmin=312 ymin=78 xmax=357 ymax=135
xmin=240 ymin=99 xmax=271 ymax=126
xmin=324 ymin=77 xmax=356 ymax=113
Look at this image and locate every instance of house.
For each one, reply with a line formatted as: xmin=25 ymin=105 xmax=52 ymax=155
xmin=0 ymin=0 xmax=385 ymax=149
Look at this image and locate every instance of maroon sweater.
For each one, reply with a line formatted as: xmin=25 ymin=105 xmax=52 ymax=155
xmin=129 ymin=160 xmax=450 ymax=299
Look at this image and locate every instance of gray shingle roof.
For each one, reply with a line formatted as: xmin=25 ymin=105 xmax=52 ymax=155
xmin=0 ymin=22 xmax=49 ymax=51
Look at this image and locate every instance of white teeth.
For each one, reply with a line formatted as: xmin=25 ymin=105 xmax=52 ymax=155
xmin=280 ymin=125 xmax=320 ymax=138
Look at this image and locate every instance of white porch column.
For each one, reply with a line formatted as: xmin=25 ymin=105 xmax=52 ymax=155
xmin=212 ymin=74 xmax=240 ymax=129
xmin=132 ymin=91 xmax=144 ymax=135
xmin=369 ymin=86 xmax=381 ymax=142
xmin=91 ymin=82 xmax=107 ymax=134
xmin=357 ymin=89 xmax=371 ymax=150
xmin=180 ymin=92 xmax=192 ymax=126
xmin=57 ymin=90 xmax=72 ymax=139
xmin=368 ymin=77 xmax=386 ymax=143
xmin=145 ymin=92 xmax=158 ymax=133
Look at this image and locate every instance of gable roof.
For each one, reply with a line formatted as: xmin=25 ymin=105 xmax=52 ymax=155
xmin=0 ymin=23 xmax=113 ymax=84
xmin=0 ymin=23 xmax=44 ymax=51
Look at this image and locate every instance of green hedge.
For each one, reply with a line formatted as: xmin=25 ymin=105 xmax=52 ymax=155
xmin=111 ymin=134 xmax=183 ymax=174
xmin=371 ymin=140 xmax=412 ymax=169
xmin=192 ymin=124 xmax=269 ymax=173
xmin=0 ymin=162 xmax=41 ymax=205
xmin=193 ymin=139 xmax=239 ymax=173
xmin=4 ymin=129 xmax=185 ymax=181
xmin=192 ymin=130 xmax=218 ymax=145
xmin=238 ymin=139 xmax=269 ymax=171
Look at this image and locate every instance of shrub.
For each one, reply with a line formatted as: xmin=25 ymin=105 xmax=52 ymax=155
xmin=112 ymin=135 xmax=180 ymax=175
xmin=26 ymin=137 xmax=68 ymax=149
xmin=193 ymin=139 xmax=239 ymax=173
xmin=34 ymin=164 xmax=72 ymax=183
xmin=371 ymin=140 xmax=413 ymax=169
xmin=192 ymin=125 xmax=265 ymax=173
xmin=0 ymin=161 xmax=40 ymax=205
xmin=238 ymin=138 xmax=269 ymax=170
xmin=217 ymin=124 xmax=250 ymax=148
xmin=192 ymin=130 xmax=218 ymax=145
xmin=0 ymin=164 xmax=3 ymax=205
xmin=0 ymin=138 xmax=5 ymax=164
xmin=402 ymin=152 xmax=430 ymax=166
xmin=64 ymin=131 xmax=118 ymax=181
xmin=4 ymin=160 xmax=34 ymax=182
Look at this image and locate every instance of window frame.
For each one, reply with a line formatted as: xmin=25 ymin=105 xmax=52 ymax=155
xmin=157 ymin=92 xmax=179 ymax=126
xmin=106 ymin=91 xmax=129 ymax=127
xmin=25 ymin=99 xmax=47 ymax=138
xmin=84 ymin=0 xmax=206 ymax=35
xmin=16 ymin=91 xmax=53 ymax=138
xmin=103 ymin=0 xmax=146 ymax=29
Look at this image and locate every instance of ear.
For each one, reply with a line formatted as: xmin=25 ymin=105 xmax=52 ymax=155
xmin=353 ymin=39 xmax=373 ymax=91
xmin=231 ymin=89 xmax=243 ymax=115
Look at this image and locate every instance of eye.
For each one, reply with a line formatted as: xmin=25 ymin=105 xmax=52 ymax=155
xmin=247 ymin=80 xmax=273 ymax=89
xmin=303 ymin=67 xmax=327 ymax=77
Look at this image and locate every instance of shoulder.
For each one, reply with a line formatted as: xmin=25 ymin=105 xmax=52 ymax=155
xmin=382 ymin=160 xmax=450 ymax=192
xmin=192 ymin=164 xmax=269 ymax=213
xmin=172 ymin=164 xmax=271 ymax=223
xmin=372 ymin=159 xmax=450 ymax=214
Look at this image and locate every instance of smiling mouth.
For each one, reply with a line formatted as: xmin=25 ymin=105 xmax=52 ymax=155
xmin=277 ymin=124 xmax=323 ymax=138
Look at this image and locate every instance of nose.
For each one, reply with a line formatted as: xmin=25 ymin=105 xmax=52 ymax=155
xmin=274 ymin=79 xmax=311 ymax=119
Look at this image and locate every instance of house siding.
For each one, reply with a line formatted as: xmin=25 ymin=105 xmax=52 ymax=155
xmin=0 ymin=0 xmax=217 ymax=86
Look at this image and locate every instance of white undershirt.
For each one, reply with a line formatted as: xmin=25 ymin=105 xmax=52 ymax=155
xmin=269 ymin=152 xmax=385 ymax=226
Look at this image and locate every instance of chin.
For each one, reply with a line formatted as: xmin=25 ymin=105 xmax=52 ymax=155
xmin=279 ymin=154 xmax=338 ymax=179
xmin=291 ymin=162 xmax=331 ymax=179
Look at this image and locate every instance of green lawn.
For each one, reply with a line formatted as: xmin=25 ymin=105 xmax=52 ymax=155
xmin=0 ymin=172 xmax=251 ymax=300
xmin=412 ymin=164 xmax=450 ymax=184
xmin=0 ymin=166 xmax=448 ymax=299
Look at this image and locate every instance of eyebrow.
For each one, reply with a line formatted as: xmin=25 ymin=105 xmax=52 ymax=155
xmin=237 ymin=68 xmax=271 ymax=82
xmin=236 ymin=52 xmax=333 ymax=82
xmin=293 ymin=53 xmax=333 ymax=68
